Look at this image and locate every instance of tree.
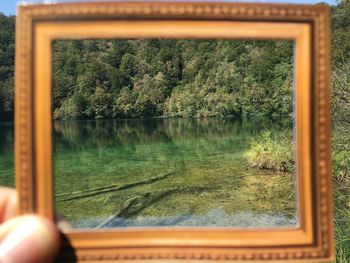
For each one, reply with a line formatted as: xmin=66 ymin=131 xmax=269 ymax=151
xmin=0 ymin=14 xmax=15 ymax=121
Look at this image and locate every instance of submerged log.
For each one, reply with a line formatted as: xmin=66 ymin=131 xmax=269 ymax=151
xmin=95 ymin=185 xmax=216 ymax=228
xmin=55 ymin=183 xmax=121 ymax=198
xmin=56 ymin=171 xmax=173 ymax=202
xmin=95 ymin=194 xmax=148 ymax=228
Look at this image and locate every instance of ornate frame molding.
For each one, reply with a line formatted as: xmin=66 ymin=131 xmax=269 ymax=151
xmin=15 ymin=2 xmax=334 ymax=262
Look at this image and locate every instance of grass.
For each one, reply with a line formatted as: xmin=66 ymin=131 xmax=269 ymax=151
xmin=246 ymin=125 xmax=350 ymax=262
xmin=245 ymin=130 xmax=294 ymax=173
xmin=332 ymin=123 xmax=350 ymax=262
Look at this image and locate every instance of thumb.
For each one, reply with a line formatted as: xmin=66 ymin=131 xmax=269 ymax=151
xmin=0 ymin=215 xmax=60 ymax=263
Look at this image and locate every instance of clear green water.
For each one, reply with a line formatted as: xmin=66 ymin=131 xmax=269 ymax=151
xmin=53 ymin=118 xmax=297 ymax=228
xmin=0 ymin=122 xmax=15 ymax=187
xmin=0 ymin=119 xmax=297 ymax=228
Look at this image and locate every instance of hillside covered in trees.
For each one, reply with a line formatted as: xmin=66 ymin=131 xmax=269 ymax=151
xmin=0 ymin=12 xmax=294 ymax=120
xmin=0 ymin=13 xmax=14 ymax=121
xmin=52 ymin=39 xmax=293 ymax=119
xmin=1 ymin=2 xmax=350 ymax=122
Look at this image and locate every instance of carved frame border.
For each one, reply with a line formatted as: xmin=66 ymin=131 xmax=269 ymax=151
xmin=15 ymin=2 xmax=334 ymax=262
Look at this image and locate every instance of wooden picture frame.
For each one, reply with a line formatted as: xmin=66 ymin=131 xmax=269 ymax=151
xmin=15 ymin=2 xmax=334 ymax=262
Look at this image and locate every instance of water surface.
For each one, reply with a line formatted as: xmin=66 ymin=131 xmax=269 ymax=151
xmin=53 ymin=117 xmax=297 ymax=228
xmin=0 ymin=122 xmax=14 ymax=187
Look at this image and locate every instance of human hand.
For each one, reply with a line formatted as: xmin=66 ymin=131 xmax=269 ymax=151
xmin=0 ymin=187 xmax=60 ymax=263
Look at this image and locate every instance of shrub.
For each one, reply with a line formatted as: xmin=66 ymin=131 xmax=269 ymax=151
xmin=245 ymin=130 xmax=294 ymax=172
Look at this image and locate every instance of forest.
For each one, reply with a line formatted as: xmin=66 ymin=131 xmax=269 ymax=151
xmin=0 ymin=13 xmax=14 ymax=121
xmin=0 ymin=14 xmax=294 ymax=120
xmin=51 ymin=39 xmax=293 ymax=119
xmin=1 ymin=3 xmax=349 ymax=121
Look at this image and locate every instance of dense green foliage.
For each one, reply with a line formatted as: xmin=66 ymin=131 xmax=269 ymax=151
xmin=0 ymin=14 xmax=294 ymax=120
xmin=0 ymin=3 xmax=349 ymax=122
xmin=52 ymin=39 xmax=293 ymax=119
xmin=0 ymin=13 xmax=15 ymax=121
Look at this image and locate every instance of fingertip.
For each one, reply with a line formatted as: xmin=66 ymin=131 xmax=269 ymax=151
xmin=33 ymin=216 xmax=61 ymax=256
xmin=0 ymin=215 xmax=61 ymax=263
xmin=0 ymin=188 xmax=17 ymax=222
xmin=4 ymin=192 xmax=17 ymax=220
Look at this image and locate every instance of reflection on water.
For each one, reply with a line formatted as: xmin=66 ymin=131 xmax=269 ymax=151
xmin=53 ymin=117 xmax=297 ymax=228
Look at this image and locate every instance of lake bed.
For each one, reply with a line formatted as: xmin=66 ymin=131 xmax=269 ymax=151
xmin=0 ymin=118 xmax=297 ymax=228
xmin=53 ymin=118 xmax=296 ymax=228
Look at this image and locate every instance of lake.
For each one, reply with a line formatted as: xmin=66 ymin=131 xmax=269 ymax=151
xmin=0 ymin=122 xmax=14 ymax=187
xmin=0 ymin=117 xmax=297 ymax=228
